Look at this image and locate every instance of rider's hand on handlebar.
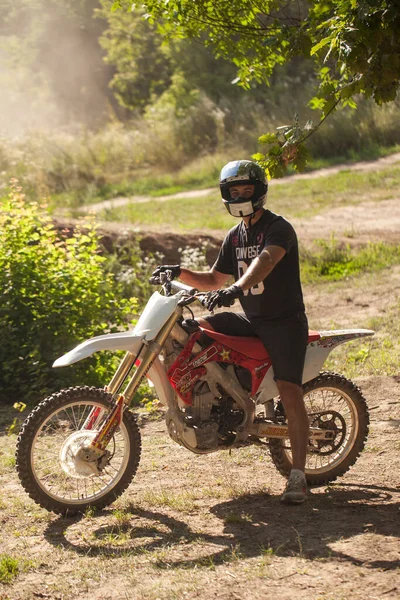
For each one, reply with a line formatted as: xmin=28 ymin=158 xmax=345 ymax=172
xmin=150 ymin=264 xmax=181 ymax=283
xmin=206 ymin=284 xmax=244 ymax=311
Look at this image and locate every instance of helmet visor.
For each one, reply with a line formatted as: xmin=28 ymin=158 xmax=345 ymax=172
xmin=229 ymin=184 xmax=255 ymax=200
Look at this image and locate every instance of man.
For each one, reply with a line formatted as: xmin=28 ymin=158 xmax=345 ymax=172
xmin=152 ymin=160 xmax=309 ymax=504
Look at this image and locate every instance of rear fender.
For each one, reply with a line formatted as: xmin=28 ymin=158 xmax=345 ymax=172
xmin=257 ymin=328 xmax=374 ymax=401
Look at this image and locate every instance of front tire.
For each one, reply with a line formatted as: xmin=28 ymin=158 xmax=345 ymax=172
xmin=16 ymin=386 xmax=141 ymax=515
xmin=269 ymin=372 xmax=369 ymax=486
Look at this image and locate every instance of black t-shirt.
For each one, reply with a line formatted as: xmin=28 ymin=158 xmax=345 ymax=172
xmin=213 ymin=210 xmax=305 ymax=319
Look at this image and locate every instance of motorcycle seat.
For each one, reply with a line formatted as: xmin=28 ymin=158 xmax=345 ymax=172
xmin=201 ymin=328 xmax=321 ymax=360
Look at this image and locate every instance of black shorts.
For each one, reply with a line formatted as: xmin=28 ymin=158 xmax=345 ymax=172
xmin=203 ymin=311 xmax=309 ymax=387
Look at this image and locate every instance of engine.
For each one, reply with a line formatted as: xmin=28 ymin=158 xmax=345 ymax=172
xmin=163 ymin=322 xmax=246 ymax=453
xmin=189 ymin=380 xmax=216 ymax=421
xmin=166 ymin=377 xmax=245 ymax=453
xmin=181 ymin=379 xmax=220 ymax=450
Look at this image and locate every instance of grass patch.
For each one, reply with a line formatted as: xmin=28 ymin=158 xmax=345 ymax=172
xmin=302 ymin=143 xmax=400 ymax=172
xmin=326 ymin=301 xmax=400 ymax=378
xmin=95 ymin=162 xmax=400 ymax=228
xmin=0 ymin=449 xmax=16 ymax=476
xmin=273 ymin=164 xmax=400 ymax=219
xmin=48 ymin=150 xmax=234 ymax=210
xmin=98 ymin=191 xmax=226 ymax=230
xmin=140 ymin=488 xmax=199 ymax=512
xmin=0 ymin=555 xmax=20 ymax=584
xmin=301 ymin=240 xmax=400 ymax=284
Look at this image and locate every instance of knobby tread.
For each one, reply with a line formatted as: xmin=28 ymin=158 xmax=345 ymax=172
xmin=16 ymin=386 xmax=141 ymax=515
xmin=269 ymin=372 xmax=370 ymax=486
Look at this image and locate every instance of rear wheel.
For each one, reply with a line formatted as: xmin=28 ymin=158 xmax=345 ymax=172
xmin=269 ymin=372 xmax=369 ymax=486
xmin=16 ymin=386 xmax=141 ymax=515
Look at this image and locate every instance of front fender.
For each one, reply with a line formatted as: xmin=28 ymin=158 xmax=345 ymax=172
xmin=53 ymin=332 xmax=174 ymax=408
xmin=53 ymin=331 xmax=145 ymax=367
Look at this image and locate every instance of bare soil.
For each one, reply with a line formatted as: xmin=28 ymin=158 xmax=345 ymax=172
xmin=0 ymin=372 xmax=399 ymax=600
xmin=1 ymin=155 xmax=400 ymax=599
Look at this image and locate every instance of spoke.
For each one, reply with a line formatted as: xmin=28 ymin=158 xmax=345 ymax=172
xmin=30 ymin=399 xmax=130 ymax=503
xmin=70 ymin=406 xmax=80 ymax=430
xmin=289 ymin=385 xmax=358 ymax=474
xmin=77 ymin=405 xmax=87 ymax=430
xmin=106 ymin=463 xmax=120 ymax=474
xmin=60 ymin=408 xmax=78 ymax=431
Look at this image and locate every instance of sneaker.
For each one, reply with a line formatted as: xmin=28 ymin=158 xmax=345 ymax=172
xmin=280 ymin=472 xmax=307 ymax=505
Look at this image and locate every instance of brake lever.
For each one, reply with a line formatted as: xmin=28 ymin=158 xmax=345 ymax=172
xmin=195 ymin=292 xmax=216 ymax=314
xmin=148 ymin=271 xmax=172 ymax=286
xmin=149 ymin=275 xmax=161 ymax=285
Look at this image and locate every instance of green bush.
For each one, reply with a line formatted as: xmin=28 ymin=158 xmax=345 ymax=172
xmin=0 ymin=181 xmax=138 ymax=404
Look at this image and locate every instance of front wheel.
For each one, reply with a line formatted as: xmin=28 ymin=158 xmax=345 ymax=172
xmin=269 ymin=372 xmax=369 ymax=486
xmin=16 ymin=386 xmax=141 ymax=515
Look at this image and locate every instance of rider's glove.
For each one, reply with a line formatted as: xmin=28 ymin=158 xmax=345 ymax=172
xmin=206 ymin=284 xmax=244 ymax=311
xmin=151 ymin=264 xmax=181 ymax=282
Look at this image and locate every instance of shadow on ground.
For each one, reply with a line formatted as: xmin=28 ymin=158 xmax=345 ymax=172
xmin=44 ymin=484 xmax=400 ymax=570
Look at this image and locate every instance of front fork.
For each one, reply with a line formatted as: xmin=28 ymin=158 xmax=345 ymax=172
xmin=84 ymin=309 xmax=182 ymax=457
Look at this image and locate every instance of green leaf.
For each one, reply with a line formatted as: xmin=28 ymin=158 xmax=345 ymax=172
xmin=310 ymin=35 xmax=334 ymax=56
xmin=258 ymin=133 xmax=278 ymax=144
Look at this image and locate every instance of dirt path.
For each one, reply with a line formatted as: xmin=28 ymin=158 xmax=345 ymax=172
xmin=293 ymin=196 xmax=400 ymax=247
xmin=80 ymin=152 xmax=400 ymax=214
xmin=1 ymin=370 xmax=399 ymax=600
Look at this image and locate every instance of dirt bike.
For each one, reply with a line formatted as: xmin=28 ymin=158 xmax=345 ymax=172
xmin=16 ymin=273 xmax=373 ymax=515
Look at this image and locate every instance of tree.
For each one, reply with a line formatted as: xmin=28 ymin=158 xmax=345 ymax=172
xmin=98 ymin=1 xmax=173 ymax=111
xmin=99 ymin=0 xmax=288 ymax=113
xmin=113 ymin=0 xmax=400 ymax=175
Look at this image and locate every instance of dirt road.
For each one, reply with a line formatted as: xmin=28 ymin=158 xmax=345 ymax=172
xmin=1 ymin=249 xmax=400 ymax=600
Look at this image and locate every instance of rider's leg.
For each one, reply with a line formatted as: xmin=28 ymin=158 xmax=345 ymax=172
xmin=196 ymin=316 xmax=213 ymax=329
xmin=252 ymin=312 xmax=309 ymax=504
xmin=197 ymin=312 xmax=253 ymax=336
xmin=275 ymin=379 xmax=309 ymax=471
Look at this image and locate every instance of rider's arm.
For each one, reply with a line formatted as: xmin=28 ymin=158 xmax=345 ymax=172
xmin=179 ymin=267 xmax=231 ymax=291
xmin=235 ymin=245 xmax=286 ymax=292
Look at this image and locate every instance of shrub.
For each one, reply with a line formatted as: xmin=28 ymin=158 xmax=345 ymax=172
xmin=0 ymin=181 xmax=138 ymax=404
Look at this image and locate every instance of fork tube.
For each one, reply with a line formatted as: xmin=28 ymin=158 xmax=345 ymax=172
xmin=106 ymin=351 xmax=140 ymax=396
xmin=122 ymin=310 xmax=182 ymax=406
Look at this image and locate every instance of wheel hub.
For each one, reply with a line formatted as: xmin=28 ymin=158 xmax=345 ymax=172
xmin=59 ymin=430 xmax=102 ymax=478
xmin=309 ymin=410 xmax=346 ymax=455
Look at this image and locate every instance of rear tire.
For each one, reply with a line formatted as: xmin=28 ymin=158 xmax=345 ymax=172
xmin=269 ymin=372 xmax=369 ymax=486
xmin=16 ymin=386 xmax=141 ymax=515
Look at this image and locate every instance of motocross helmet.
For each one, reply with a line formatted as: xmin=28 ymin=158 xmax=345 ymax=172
xmin=220 ymin=160 xmax=268 ymax=217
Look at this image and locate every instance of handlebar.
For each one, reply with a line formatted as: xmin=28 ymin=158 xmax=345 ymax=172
xmin=170 ymin=279 xmax=198 ymax=296
xmin=149 ymin=272 xmax=209 ymax=308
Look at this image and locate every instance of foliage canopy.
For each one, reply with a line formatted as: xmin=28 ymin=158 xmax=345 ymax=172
xmin=114 ymin=1 xmax=400 ymax=175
